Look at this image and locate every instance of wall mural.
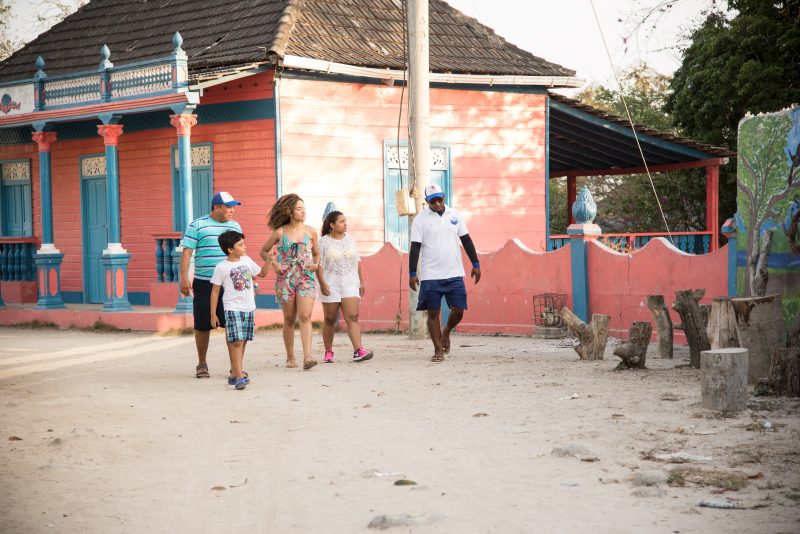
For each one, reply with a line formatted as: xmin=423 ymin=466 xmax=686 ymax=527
xmin=736 ymin=106 xmax=800 ymax=326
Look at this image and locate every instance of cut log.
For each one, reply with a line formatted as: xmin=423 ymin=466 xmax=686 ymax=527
xmin=707 ymin=297 xmax=739 ymax=349
xmin=671 ymin=289 xmax=711 ymax=368
xmin=701 ymin=348 xmax=748 ymax=412
xmin=613 ymin=321 xmax=652 ymax=369
xmin=646 ymin=295 xmax=673 ymax=359
xmin=559 ymin=307 xmax=610 ymax=361
xmin=768 ymin=348 xmax=800 ymax=397
xmin=732 ymin=294 xmax=786 ymax=384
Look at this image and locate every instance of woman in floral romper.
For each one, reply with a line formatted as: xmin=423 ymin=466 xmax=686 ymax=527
xmin=260 ymin=193 xmax=320 ymax=370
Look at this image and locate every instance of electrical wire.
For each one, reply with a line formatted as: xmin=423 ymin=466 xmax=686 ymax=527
xmin=588 ymin=0 xmax=674 ymax=245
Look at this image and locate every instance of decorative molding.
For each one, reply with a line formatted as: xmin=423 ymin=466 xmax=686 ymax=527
xmin=173 ymin=145 xmax=211 ymax=168
xmin=2 ymin=161 xmax=30 ymax=181
xmin=110 ymin=63 xmax=172 ymax=98
xmin=386 ymin=146 xmax=409 ymax=169
xmin=44 ymin=75 xmax=102 ymax=107
xmin=431 ymin=147 xmax=447 ymax=170
xmin=386 ymin=145 xmax=448 ymax=170
xmin=81 ymin=156 xmax=107 ymax=177
xmin=31 ymin=131 xmax=58 ymax=152
xmin=97 ymin=124 xmax=123 ymax=146
xmin=169 ymin=113 xmax=197 ymax=136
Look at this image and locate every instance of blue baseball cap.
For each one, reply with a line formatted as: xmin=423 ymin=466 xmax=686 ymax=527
xmin=425 ymin=184 xmax=444 ymax=201
xmin=211 ymin=191 xmax=241 ymax=206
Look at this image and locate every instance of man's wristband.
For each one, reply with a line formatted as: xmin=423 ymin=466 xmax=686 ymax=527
xmin=409 ymin=271 xmax=417 ymax=277
xmin=471 ymin=262 xmax=480 ymax=268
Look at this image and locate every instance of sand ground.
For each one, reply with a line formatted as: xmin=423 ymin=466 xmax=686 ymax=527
xmin=1 ymin=325 xmax=798 ymax=534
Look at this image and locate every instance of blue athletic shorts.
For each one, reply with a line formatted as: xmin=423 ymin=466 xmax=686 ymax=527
xmin=224 ymin=310 xmax=255 ymax=343
xmin=417 ymin=277 xmax=467 ymax=311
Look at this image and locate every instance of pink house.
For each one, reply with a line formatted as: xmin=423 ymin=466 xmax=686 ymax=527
xmin=0 ymin=0 xmax=732 ymax=333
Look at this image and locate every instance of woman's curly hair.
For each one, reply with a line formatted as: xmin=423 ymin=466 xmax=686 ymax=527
xmin=268 ymin=193 xmax=303 ymax=229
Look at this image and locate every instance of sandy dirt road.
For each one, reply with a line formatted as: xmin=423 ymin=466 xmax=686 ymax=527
xmin=1 ymin=326 xmax=798 ymax=533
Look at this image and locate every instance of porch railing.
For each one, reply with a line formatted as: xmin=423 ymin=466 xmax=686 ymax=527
xmin=0 ymin=237 xmax=37 ymax=281
xmin=549 ymin=231 xmax=713 ymax=255
xmin=153 ymin=233 xmax=182 ymax=282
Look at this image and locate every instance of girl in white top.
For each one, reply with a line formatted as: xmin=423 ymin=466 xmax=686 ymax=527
xmin=317 ymin=211 xmax=373 ymax=363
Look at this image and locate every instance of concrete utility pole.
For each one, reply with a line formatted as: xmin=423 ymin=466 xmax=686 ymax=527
xmin=407 ymin=0 xmax=431 ymax=339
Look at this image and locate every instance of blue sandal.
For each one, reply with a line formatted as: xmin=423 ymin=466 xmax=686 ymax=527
xmin=228 ymin=371 xmax=250 ymax=385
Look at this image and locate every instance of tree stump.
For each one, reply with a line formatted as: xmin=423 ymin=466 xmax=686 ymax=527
xmin=671 ymin=289 xmax=711 ymax=368
xmin=701 ymin=348 xmax=748 ymax=412
xmin=731 ymin=294 xmax=786 ymax=384
xmin=768 ymin=348 xmax=800 ymax=397
xmin=559 ymin=307 xmax=610 ymax=361
xmin=646 ymin=295 xmax=673 ymax=358
xmin=707 ymin=297 xmax=739 ymax=349
xmin=613 ymin=321 xmax=652 ymax=369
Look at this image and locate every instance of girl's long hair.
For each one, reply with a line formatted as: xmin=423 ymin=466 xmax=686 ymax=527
xmin=321 ymin=210 xmax=343 ymax=237
xmin=268 ymin=193 xmax=303 ymax=230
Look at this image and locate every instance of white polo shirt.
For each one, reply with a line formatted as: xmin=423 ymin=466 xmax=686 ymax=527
xmin=410 ymin=204 xmax=468 ymax=281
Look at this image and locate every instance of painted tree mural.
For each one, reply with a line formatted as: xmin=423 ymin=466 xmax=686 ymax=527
xmin=737 ymin=107 xmax=800 ymax=298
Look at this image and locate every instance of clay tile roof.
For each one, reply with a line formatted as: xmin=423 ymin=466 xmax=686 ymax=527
xmin=0 ymin=0 xmax=575 ymax=84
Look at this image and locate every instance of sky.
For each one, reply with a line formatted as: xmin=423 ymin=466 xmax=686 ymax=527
xmin=9 ymin=0 xmax=723 ymax=90
xmin=445 ymin=0 xmax=724 ymax=90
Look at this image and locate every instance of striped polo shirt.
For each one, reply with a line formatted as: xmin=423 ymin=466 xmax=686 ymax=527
xmin=180 ymin=215 xmax=243 ymax=281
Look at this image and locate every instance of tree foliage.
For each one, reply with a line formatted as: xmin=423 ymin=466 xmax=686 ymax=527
xmin=666 ymin=0 xmax=800 ymax=225
xmin=0 ymin=0 xmax=18 ymax=60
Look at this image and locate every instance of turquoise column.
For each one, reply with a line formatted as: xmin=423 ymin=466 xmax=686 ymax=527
xmin=97 ymin=122 xmax=131 ymax=311
xmin=721 ymin=217 xmax=737 ymax=297
xmin=568 ymin=186 xmax=601 ymax=322
xmin=169 ymin=111 xmax=198 ymax=314
xmin=32 ymin=130 xmax=65 ymax=309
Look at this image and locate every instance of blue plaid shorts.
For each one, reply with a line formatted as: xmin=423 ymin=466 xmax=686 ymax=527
xmin=224 ymin=310 xmax=255 ymax=343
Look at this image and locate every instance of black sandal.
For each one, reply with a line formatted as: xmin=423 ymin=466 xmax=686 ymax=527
xmin=195 ymin=363 xmax=210 ymax=378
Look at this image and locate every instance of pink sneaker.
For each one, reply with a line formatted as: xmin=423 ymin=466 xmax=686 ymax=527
xmin=353 ymin=347 xmax=373 ymax=362
xmin=323 ymin=350 xmax=334 ymax=363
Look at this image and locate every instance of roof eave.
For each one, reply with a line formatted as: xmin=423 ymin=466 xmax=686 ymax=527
xmin=282 ymin=55 xmax=584 ymax=88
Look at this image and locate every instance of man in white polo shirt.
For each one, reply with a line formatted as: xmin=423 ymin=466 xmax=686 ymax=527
xmin=409 ymin=184 xmax=481 ymax=362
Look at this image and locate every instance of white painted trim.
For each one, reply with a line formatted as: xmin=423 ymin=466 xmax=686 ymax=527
xmin=37 ymin=243 xmax=61 ymax=255
xmin=103 ymin=243 xmax=128 ymax=255
xmin=282 ymin=55 xmax=584 ymax=88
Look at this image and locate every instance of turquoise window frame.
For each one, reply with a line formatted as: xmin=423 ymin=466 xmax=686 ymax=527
xmin=383 ymin=140 xmax=452 ymax=252
xmin=0 ymin=159 xmax=33 ymax=237
xmin=170 ymin=142 xmax=214 ymax=231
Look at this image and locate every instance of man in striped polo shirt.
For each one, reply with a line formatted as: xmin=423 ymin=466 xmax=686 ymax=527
xmin=180 ymin=191 xmax=243 ymax=378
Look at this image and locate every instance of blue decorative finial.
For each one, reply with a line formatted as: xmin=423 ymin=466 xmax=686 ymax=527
xmin=322 ymin=202 xmax=338 ymax=222
xmin=34 ymin=56 xmax=46 ymax=80
xmin=572 ymin=186 xmax=597 ymax=224
xmin=99 ymin=44 xmax=113 ymax=69
xmin=173 ymin=32 xmax=183 ymax=50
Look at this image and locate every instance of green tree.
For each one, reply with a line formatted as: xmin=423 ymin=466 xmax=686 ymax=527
xmin=666 ymin=0 xmax=800 ymax=225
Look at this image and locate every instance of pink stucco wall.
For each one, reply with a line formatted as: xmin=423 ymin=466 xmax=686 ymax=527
xmin=278 ymin=78 xmax=548 ymax=254
xmin=588 ymin=238 xmax=729 ymax=339
xmin=358 ymin=240 xmax=572 ymax=335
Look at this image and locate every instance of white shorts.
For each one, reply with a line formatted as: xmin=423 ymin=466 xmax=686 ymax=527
xmin=319 ymin=283 xmax=360 ymax=303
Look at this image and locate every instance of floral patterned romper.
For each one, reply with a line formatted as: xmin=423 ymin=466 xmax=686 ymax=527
xmin=274 ymin=232 xmax=317 ymax=304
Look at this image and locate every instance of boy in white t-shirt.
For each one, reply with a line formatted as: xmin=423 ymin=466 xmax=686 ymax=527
xmin=210 ymin=230 xmax=269 ymax=390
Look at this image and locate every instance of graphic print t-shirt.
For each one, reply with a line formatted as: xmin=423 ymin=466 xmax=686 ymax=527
xmin=210 ymin=256 xmax=262 ymax=312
